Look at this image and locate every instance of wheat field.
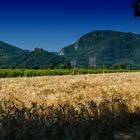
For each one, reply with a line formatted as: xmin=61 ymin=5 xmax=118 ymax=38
xmin=1 ymin=72 xmax=140 ymax=139
xmin=0 ymin=72 xmax=140 ymax=110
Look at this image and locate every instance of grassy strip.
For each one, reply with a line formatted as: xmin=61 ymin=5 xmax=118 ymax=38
xmin=0 ymin=69 xmax=139 ymax=78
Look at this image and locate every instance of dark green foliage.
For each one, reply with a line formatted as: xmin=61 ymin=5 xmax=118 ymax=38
xmin=112 ymin=64 xmax=128 ymax=69
xmin=0 ymin=98 xmax=140 ymax=140
xmin=0 ymin=69 xmax=139 ymax=78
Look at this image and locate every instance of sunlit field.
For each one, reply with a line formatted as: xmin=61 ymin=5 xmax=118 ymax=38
xmin=1 ymin=72 xmax=140 ymax=108
xmin=1 ymin=73 xmax=140 ymax=139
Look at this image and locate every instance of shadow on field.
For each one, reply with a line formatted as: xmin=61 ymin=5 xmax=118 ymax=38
xmin=0 ymin=98 xmax=140 ymax=140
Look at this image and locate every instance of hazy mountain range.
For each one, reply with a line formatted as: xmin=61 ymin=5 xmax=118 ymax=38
xmin=0 ymin=30 xmax=140 ymax=69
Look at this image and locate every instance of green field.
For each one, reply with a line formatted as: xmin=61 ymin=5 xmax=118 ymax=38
xmin=0 ymin=69 xmax=139 ymax=78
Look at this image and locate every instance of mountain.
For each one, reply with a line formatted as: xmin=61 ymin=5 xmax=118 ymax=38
xmin=18 ymin=48 xmax=69 ymax=68
xmin=59 ymin=30 xmax=140 ymax=68
xmin=1 ymin=30 xmax=140 ymax=69
xmin=0 ymin=41 xmax=26 ymax=67
xmin=0 ymin=41 xmax=69 ymax=68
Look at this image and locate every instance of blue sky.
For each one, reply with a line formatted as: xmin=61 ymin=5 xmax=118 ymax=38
xmin=0 ymin=0 xmax=139 ymax=51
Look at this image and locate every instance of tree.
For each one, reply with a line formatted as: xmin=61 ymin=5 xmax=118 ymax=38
xmin=132 ymin=0 xmax=140 ymax=18
xmin=58 ymin=62 xmax=71 ymax=69
xmin=112 ymin=64 xmax=127 ymax=69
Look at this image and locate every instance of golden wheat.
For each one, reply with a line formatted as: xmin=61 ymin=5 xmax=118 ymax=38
xmin=0 ymin=72 xmax=140 ymax=111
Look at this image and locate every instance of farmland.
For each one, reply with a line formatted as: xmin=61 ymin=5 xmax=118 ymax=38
xmin=1 ymin=73 xmax=140 ymax=139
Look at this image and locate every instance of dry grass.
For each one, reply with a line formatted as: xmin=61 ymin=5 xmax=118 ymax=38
xmin=1 ymin=72 xmax=140 ymax=139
